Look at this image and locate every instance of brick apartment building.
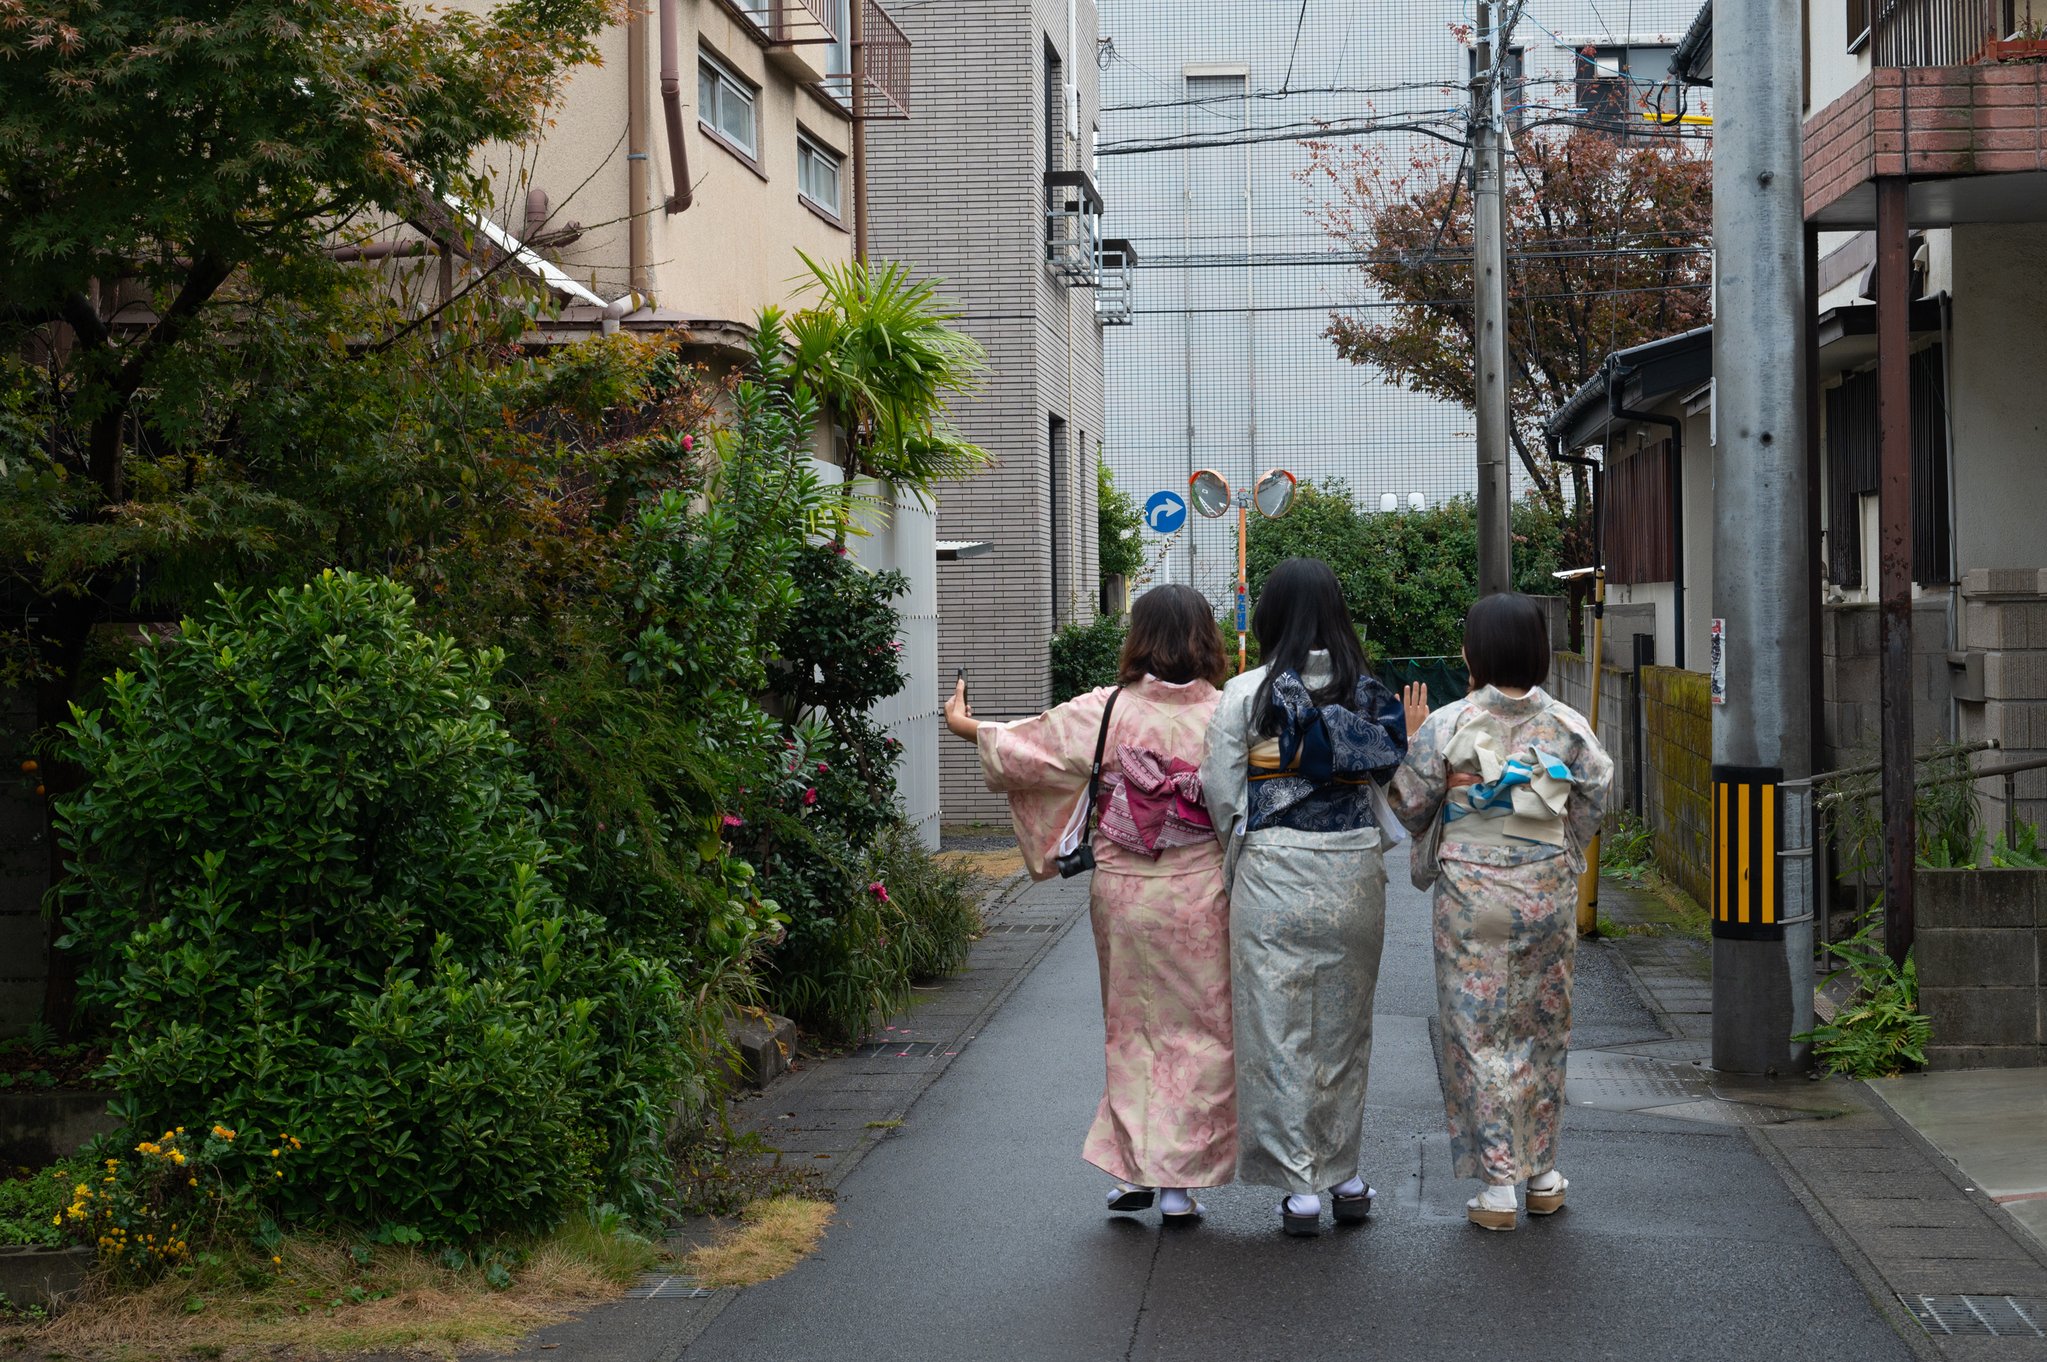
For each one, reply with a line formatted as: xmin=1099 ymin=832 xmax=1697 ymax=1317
xmin=867 ymin=0 xmax=1111 ymax=822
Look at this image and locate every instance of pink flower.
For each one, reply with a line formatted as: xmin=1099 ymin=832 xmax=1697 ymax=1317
xmin=868 ymin=881 xmax=890 ymax=903
xmin=816 ymin=761 xmax=829 ymax=774
xmin=681 ymin=434 xmax=695 ymax=452
xmin=802 ymin=787 xmax=818 ymax=807
xmin=833 ymin=543 xmax=848 ymax=556
xmin=722 ymin=814 xmax=744 ymax=829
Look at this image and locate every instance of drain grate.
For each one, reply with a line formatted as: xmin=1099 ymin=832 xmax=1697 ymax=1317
xmin=626 ymin=1274 xmax=713 ymax=1300
xmin=1900 ymin=1295 xmax=2047 ymax=1338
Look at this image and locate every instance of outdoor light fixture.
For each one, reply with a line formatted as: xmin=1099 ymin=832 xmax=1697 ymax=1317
xmin=1189 ymin=468 xmax=1297 ymax=673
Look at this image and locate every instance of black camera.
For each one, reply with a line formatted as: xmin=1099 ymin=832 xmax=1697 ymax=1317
xmin=1054 ymin=844 xmax=1096 ymax=879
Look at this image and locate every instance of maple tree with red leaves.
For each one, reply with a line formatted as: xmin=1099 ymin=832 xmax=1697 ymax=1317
xmin=1303 ymin=129 xmax=1712 ymax=506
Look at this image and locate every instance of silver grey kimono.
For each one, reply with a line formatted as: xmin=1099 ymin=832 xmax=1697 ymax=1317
xmin=1200 ymin=654 xmax=1393 ymax=1196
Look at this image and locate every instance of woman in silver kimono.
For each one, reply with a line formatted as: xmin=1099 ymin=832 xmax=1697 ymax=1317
xmin=1392 ymin=593 xmax=1612 ymax=1231
xmin=1201 ymin=558 xmax=1408 ymax=1237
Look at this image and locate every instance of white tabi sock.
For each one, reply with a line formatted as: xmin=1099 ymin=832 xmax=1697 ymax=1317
xmin=1470 ymin=1183 xmax=1518 ymax=1212
xmin=1528 ymin=1169 xmax=1564 ymax=1193
xmin=1284 ymin=1192 xmax=1322 ymax=1217
xmin=1331 ymin=1176 xmax=1368 ymax=1198
xmin=1159 ymin=1188 xmax=1194 ymax=1216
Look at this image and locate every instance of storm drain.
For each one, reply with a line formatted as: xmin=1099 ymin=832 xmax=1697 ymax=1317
xmin=626 ymin=1274 xmax=713 ymax=1300
xmin=1900 ymin=1295 xmax=2046 ymax=1338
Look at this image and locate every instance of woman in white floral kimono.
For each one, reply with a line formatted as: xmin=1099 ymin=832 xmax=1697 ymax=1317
xmin=945 ymin=584 xmax=1236 ymax=1224
xmin=1202 ymin=558 xmax=1408 ymax=1237
xmin=1391 ymin=593 xmax=1613 ymax=1231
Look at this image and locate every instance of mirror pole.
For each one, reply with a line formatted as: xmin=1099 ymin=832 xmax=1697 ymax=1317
xmin=1237 ymin=502 xmax=1249 ymax=674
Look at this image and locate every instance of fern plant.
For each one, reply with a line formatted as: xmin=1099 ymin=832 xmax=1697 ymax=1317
xmin=1798 ymin=907 xmax=1930 ymax=1078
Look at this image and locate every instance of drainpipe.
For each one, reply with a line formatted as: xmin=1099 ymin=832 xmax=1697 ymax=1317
xmin=1607 ymin=356 xmax=1687 ymax=670
xmin=659 ymin=0 xmax=693 ymax=212
xmin=851 ymin=0 xmax=868 ymax=262
xmin=627 ymin=0 xmax=653 ymax=298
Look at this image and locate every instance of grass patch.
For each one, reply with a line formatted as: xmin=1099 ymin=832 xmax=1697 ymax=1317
xmin=16 ymin=1219 xmax=658 ymax=1362
xmin=683 ymin=1198 xmax=832 ymax=1290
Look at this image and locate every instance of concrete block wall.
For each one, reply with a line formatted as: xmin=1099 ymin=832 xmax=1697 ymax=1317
xmin=1915 ymin=867 xmax=2046 ymax=1069
xmin=1549 ymin=652 xmax=1640 ymax=826
xmin=1956 ymin=569 xmax=2047 ymax=840
xmin=1818 ymin=598 xmax=1954 ymax=776
xmin=1642 ymin=666 xmax=1713 ymax=912
xmin=866 ymin=0 xmax=1106 ymax=824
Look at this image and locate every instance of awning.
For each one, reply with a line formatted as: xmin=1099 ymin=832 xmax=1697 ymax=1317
xmin=937 ymin=541 xmax=992 ymax=561
xmin=1547 ymin=325 xmax=1714 ymax=452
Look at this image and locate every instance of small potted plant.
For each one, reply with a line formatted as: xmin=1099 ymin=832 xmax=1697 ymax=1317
xmin=1986 ymin=16 xmax=2047 ymax=62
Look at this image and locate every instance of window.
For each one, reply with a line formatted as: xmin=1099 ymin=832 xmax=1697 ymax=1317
xmin=699 ymin=51 xmax=758 ymax=157
xmin=731 ymin=0 xmax=770 ymax=33
xmin=821 ymin=0 xmax=852 ymax=107
xmin=1049 ymin=416 xmax=1068 ymax=625
xmin=1823 ymin=349 xmax=1951 ymax=589
xmin=798 ymin=134 xmax=842 ymax=215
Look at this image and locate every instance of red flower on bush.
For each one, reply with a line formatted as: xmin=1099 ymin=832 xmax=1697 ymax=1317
xmin=802 ymin=787 xmax=818 ymax=807
xmin=816 ymin=761 xmax=829 ymax=774
xmin=868 ymin=881 xmax=890 ymax=903
xmin=722 ymin=813 xmax=744 ymax=829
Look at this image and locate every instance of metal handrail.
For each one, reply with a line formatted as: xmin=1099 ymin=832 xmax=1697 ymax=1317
xmin=1811 ymin=745 xmax=2047 ymax=849
xmin=1781 ymin=739 xmax=1999 ymax=789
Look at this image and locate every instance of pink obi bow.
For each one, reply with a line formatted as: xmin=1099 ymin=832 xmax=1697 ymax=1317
xmin=1096 ymin=744 xmax=1215 ymax=858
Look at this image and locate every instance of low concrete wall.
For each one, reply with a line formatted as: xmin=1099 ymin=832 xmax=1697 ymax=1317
xmin=1915 ymin=868 xmax=2046 ymax=1069
xmin=0 ymin=1091 xmax=118 ymax=1167
xmin=1642 ymin=666 xmax=1713 ymax=911
xmin=0 ymin=1246 xmax=91 ymax=1307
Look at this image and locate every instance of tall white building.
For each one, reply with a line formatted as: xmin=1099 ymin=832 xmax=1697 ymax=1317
xmin=1096 ymin=0 xmax=1704 ymax=604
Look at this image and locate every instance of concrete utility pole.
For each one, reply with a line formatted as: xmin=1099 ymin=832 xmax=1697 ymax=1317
xmin=1471 ymin=1 xmax=1514 ymax=597
xmin=1709 ymin=0 xmax=1815 ymax=1075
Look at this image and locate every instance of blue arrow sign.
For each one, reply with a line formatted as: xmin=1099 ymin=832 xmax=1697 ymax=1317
xmin=1144 ymin=490 xmax=1188 ymax=535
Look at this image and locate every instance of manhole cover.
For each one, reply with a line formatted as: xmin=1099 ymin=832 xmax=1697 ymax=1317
xmin=1900 ymin=1295 xmax=2046 ymax=1338
xmin=627 ymin=1274 xmax=712 ymax=1300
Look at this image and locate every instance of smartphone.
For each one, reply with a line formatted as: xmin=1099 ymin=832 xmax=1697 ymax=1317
xmin=954 ymin=667 xmax=968 ymax=703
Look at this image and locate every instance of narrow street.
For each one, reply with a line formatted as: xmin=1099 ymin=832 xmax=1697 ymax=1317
xmin=676 ymin=873 xmax=1919 ymax=1362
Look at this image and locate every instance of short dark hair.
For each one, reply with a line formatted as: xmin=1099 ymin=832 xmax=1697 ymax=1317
xmin=1119 ymin=584 xmax=1228 ymax=688
xmin=1463 ymin=592 xmax=1551 ymax=691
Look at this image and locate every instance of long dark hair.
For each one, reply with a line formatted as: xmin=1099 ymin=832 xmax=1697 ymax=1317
xmin=1118 ymin=584 xmax=1228 ymax=688
xmin=1251 ymin=557 xmax=1371 ymax=731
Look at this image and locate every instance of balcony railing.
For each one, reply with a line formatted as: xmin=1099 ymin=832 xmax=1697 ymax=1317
xmin=857 ymin=0 xmax=911 ymax=119
xmin=1855 ymin=0 xmax=2044 ymax=67
xmin=1096 ymin=239 xmax=1137 ymax=325
xmin=726 ymin=0 xmax=837 ymax=46
xmin=1045 ymin=170 xmax=1103 ymax=286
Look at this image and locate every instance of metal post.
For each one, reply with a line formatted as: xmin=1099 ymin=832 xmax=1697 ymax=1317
xmin=1876 ymin=177 xmax=1916 ymax=962
xmin=1236 ymin=499 xmax=1249 ymax=674
xmin=1710 ymin=0 xmax=1814 ymax=1075
xmin=1579 ymin=560 xmax=1606 ymax=938
xmin=1472 ymin=0 xmax=1513 ymax=596
xmin=851 ymin=0 xmax=868 ymax=263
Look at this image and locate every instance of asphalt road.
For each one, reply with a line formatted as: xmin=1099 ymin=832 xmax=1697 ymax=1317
xmin=679 ymin=874 xmax=1919 ymax=1362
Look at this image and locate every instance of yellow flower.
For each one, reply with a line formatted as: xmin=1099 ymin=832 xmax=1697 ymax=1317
xmin=188 ymin=1177 xmax=198 ymax=1187
xmin=270 ymin=1149 xmax=280 ymax=1157
xmin=51 ymin=1214 xmax=60 ymax=1226
xmin=73 ymin=1183 xmax=88 ymax=1197
xmin=273 ymin=1170 xmax=283 ymax=1179
xmin=271 ymin=1255 xmax=282 ymax=1266
xmin=171 ymin=1150 xmax=186 ymax=1165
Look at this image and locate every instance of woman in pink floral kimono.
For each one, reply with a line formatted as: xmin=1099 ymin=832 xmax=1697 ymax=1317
xmin=944 ymin=585 xmax=1235 ymax=1224
xmin=1391 ymin=593 xmax=1613 ymax=1232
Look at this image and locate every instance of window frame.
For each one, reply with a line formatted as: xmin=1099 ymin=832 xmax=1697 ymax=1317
xmin=698 ymin=49 xmax=761 ymax=163
xmin=796 ymin=130 xmax=844 ymax=219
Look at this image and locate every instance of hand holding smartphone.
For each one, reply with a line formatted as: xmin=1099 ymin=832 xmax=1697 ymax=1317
xmin=945 ymin=668 xmax=977 ymax=741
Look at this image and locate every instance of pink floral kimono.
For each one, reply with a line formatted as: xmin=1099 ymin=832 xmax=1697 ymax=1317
xmin=977 ymin=678 xmax=1237 ymax=1189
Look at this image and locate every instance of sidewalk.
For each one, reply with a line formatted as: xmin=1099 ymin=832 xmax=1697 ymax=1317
xmin=1598 ymin=881 xmax=2047 ymax=1357
xmin=515 ymin=869 xmax=2047 ymax=1362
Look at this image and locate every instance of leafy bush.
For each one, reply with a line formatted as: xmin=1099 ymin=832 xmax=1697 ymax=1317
xmin=1098 ymin=463 xmax=1145 ymax=585
xmin=1799 ymin=909 xmax=1930 ymax=1078
xmin=55 ymin=572 xmax=685 ymax=1242
xmin=1050 ymin=614 xmax=1127 ymax=704
xmin=54 ymin=1125 xmax=308 ymax=1277
xmin=1244 ymin=482 xmax=1564 ymax=659
xmin=872 ymin=823 xmax=982 ymax=981
xmin=0 ymin=1166 xmax=66 ymax=1248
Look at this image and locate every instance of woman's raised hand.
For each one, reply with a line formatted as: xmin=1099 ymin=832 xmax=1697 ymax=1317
xmin=1400 ymin=681 xmax=1430 ymax=736
xmin=943 ymin=675 xmax=978 ymax=741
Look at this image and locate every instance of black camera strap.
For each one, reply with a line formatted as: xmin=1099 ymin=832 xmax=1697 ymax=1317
xmin=1077 ymin=687 xmax=1122 ymax=851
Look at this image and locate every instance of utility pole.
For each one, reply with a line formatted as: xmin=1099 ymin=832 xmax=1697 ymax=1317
xmin=1709 ymin=0 xmax=1815 ymax=1075
xmin=1471 ymin=1 xmax=1515 ymax=597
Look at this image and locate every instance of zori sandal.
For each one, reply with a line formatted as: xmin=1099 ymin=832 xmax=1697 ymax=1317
xmin=1159 ymin=1189 xmax=1205 ymax=1226
xmin=1279 ymin=1197 xmax=1321 ymax=1237
xmin=1330 ymin=1185 xmax=1376 ymax=1225
xmin=1467 ymin=1186 xmax=1519 ymax=1232
xmin=1525 ymin=1172 xmax=1568 ymax=1216
xmin=1106 ymin=1182 xmax=1155 ymax=1213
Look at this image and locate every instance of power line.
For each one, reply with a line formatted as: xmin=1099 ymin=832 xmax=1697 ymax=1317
xmin=1281 ymin=0 xmax=1311 ymax=92
xmin=1130 ymin=279 xmax=1709 ymax=316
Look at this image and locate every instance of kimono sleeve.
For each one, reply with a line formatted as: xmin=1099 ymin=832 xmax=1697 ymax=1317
xmin=1388 ymin=706 xmax=1454 ymax=836
xmin=1560 ymin=712 xmax=1617 ymax=857
xmin=976 ymin=688 xmax=1111 ymax=879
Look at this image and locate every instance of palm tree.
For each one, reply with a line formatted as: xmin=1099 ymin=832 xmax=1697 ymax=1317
xmin=785 ymin=253 xmax=991 ymax=499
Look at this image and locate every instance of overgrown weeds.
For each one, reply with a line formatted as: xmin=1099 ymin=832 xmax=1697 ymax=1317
xmin=20 ymin=1217 xmax=660 ymax=1362
xmin=1798 ymin=907 xmax=1930 ymax=1078
xmin=683 ymin=1198 xmax=832 ymax=1290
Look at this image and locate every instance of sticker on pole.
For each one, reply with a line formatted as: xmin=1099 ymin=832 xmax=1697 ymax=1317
xmin=1144 ymin=490 xmax=1187 ymax=535
xmin=1236 ymin=589 xmax=1248 ymax=632
xmin=1709 ymin=618 xmax=1726 ymax=705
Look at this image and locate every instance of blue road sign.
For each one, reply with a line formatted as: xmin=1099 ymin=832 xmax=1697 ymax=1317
xmin=1144 ymin=490 xmax=1188 ymax=535
xmin=1235 ymin=589 xmax=1248 ymax=632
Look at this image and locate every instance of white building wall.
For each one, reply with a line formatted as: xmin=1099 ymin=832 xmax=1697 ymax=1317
xmin=1949 ymin=222 xmax=2047 ymax=575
